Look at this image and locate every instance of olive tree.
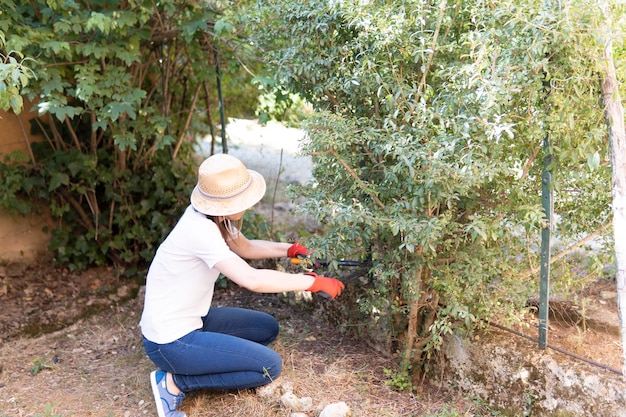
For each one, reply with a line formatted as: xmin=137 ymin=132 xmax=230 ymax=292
xmin=248 ymin=0 xmax=624 ymax=379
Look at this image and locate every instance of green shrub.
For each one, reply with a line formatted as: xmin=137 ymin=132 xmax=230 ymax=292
xmin=248 ymin=0 xmax=620 ymax=378
xmin=0 ymin=0 xmax=257 ymax=271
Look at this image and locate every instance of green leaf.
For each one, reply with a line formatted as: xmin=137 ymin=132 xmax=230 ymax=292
xmin=49 ymin=172 xmax=70 ymax=191
xmin=155 ymin=135 xmax=176 ymax=151
xmin=54 ymin=19 xmax=74 ymax=35
xmin=103 ymin=101 xmax=137 ymax=122
xmin=214 ymin=18 xmax=234 ymax=36
xmin=78 ymin=43 xmax=111 ymax=60
xmin=9 ymin=94 xmax=23 ymax=114
xmin=40 ymin=41 xmax=71 ymax=55
xmin=587 ymin=151 xmax=600 ymax=170
xmin=38 ymin=100 xmax=83 ymax=121
xmin=251 ymin=76 xmax=276 ymax=88
xmin=86 ymin=12 xmax=112 ymax=34
xmin=113 ymin=131 xmax=137 ymax=151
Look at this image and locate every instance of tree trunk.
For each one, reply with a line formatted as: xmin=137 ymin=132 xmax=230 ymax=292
xmin=599 ymin=2 xmax=626 ymax=379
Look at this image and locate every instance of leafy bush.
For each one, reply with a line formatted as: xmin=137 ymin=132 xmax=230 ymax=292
xmin=0 ymin=31 xmax=35 ymax=114
xmin=0 ymin=0 xmax=260 ymax=271
xmin=248 ymin=0 xmax=620 ymax=378
xmin=0 ymin=0 xmax=312 ymax=271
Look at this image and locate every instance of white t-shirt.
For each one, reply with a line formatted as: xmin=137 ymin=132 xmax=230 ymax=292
xmin=139 ymin=205 xmax=238 ymax=343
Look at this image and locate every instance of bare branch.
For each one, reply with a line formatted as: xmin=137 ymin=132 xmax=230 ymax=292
xmin=326 ymin=146 xmax=386 ymax=209
xmin=517 ymin=222 xmax=613 ymax=281
xmin=173 ymin=83 xmax=202 ymax=159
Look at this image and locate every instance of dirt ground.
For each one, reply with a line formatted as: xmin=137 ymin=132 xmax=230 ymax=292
xmin=0 ymin=260 xmax=479 ymax=417
xmin=0 ymin=259 xmax=623 ymax=417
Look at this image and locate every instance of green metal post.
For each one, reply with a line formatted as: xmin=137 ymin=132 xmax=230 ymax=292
xmin=214 ymin=47 xmax=228 ymax=154
xmin=538 ymin=133 xmax=553 ymax=349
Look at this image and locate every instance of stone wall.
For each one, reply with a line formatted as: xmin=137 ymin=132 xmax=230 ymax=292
xmin=442 ymin=330 xmax=626 ymax=417
xmin=0 ymin=105 xmax=51 ymax=262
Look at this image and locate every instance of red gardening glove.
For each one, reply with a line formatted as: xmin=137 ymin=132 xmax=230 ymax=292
xmin=287 ymin=242 xmax=309 ymax=259
xmin=305 ymin=272 xmax=345 ymax=299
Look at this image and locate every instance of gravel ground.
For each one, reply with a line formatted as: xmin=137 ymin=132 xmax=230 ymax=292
xmin=198 ymin=118 xmax=313 ymax=186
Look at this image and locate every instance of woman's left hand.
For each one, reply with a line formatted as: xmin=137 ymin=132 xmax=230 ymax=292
xmin=287 ymin=242 xmax=309 ymax=259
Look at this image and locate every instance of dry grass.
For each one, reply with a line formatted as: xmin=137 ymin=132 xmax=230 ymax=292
xmin=0 ymin=290 xmax=470 ymax=417
xmin=0 ymin=299 xmax=153 ymax=417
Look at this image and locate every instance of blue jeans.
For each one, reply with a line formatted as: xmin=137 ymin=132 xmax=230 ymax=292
xmin=142 ymin=307 xmax=282 ymax=392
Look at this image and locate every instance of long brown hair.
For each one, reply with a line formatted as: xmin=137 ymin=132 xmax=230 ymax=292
xmin=206 ymin=215 xmax=242 ymax=242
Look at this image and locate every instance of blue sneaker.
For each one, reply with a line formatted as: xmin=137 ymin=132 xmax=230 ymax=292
xmin=150 ymin=370 xmax=186 ymax=417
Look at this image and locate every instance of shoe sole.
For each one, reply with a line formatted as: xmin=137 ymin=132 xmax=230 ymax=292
xmin=150 ymin=370 xmax=167 ymax=417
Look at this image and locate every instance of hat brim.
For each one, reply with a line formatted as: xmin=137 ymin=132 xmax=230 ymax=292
xmin=190 ymin=169 xmax=267 ymax=216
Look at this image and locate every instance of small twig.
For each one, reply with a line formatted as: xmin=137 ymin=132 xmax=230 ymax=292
xmin=418 ymin=0 xmax=448 ymax=95
xmin=203 ymin=81 xmax=217 ymax=155
xmin=15 ymin=112 xmax=35 ymax=162
xmin=270 ymin=149 xmax=284 ymax=237
xmin=34 ymin=118 xmax=57 ymax=151
xmin=59 ymin=188 xmax=92 ymax=230
xmin=517 ymin=221 xmax=613 ymax=280
xmin=64 ymin=115 xmax=82 ymax=151
xmin=172 ymin=83 xmax=202 ymax=159
xmin=46 ymin=113 xmax=68 ymax=151
xmin=327 ymin=146 xmax=385 ymax=209
xmin=520 ymin=143 xmax=542 ymax=181
xmin=83 ymin=189 xmax=100 ymax=240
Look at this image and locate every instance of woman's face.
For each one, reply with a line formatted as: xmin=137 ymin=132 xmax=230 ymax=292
xmin=226 ymin=210 xmax=247 ymax=222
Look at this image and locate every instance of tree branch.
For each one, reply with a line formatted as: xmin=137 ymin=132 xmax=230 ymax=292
xmin=173 ymin=82 xmax=202 ymax=159
xmin=327 ymin=146 xmax=386 ymax=209
xmin=418 ymin=0 xmax=449 ymax=95
xmin=64 ymin=115 xmax=82 ymax=151
xmin=15 ymin=112 xmax=35 ymax=162
xmin=517 ymin=221 xmax=613 ymax=280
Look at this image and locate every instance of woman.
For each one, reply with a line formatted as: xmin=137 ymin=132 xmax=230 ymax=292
xmin=139 ymin=153 xmax=344 ymax=417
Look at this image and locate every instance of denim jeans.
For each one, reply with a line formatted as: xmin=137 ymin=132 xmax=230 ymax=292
xmin=142 ymin=307 xmax=282 ymax=391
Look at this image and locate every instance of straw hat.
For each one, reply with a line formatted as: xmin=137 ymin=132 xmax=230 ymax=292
xmin=190 ymin=154 xmax=266 ymax=216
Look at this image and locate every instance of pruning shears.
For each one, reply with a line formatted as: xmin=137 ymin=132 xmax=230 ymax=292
xmin=290 ymin=256 xmax=370 ymax=269
xmin=290 ymin=255 xmax=373 ymax=298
